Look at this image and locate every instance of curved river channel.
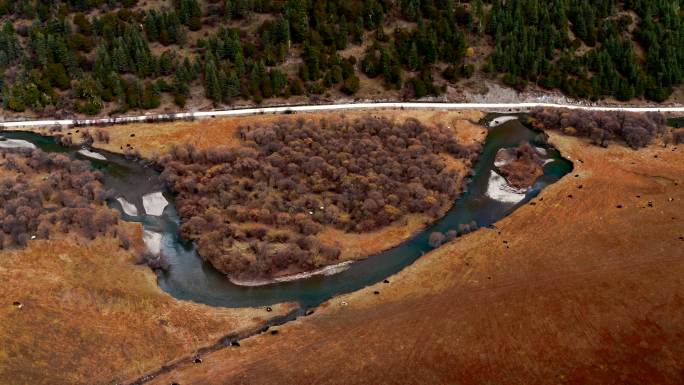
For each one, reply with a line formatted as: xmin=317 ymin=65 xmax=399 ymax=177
xmin=2 ymin=116 xmax=572 ymax=308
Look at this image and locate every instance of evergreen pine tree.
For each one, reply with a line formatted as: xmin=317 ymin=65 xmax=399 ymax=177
xmin=204 ymin=54 xmax=221 ymax=102
xmin=408 ymin=42 xmax=419 ymax=70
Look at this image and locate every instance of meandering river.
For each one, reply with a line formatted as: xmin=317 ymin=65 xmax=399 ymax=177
xmin=1 ymin=115 xmax=571 ymax=308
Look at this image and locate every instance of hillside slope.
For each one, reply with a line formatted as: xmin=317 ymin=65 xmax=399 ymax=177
xmin=0 ymin=0 xmax=682 ymax=118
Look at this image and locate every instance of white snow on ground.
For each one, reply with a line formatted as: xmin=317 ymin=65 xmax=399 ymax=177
xmin=489 ymin=116 xmax=518 ymax=127
xmin=0 ymin=138 xmax=36 ymax=149
xmin=116 ymin=197 xmax=138 ymax=216
xmin=142 ymin=192 xmax=168 ymax=216
xmin=229 ymin=261 xmax=354 ymax=287
xmin=228 ymin=277 xmax=277 ymax=287
xmin=494 ymin=147 xmax=514 ymax=168
xmin=485 ymin=171 xmax=527 ymax=204
xmin=274 ymin=261 xmax=353 ymax=283
xmin=77 ymin=148 xmax=107 ymax=160
xmin=142 ymin=230 xmax=162 ymax=255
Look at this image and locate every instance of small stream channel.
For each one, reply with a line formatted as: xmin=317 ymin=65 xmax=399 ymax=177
xmin=1 ymin=115 xmax=572 ymax=309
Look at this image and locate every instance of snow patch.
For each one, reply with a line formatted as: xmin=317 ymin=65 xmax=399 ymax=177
xmin=142 ymin=192 xmax=168 ymax=216
xmin=534 ymin=147 xmax=548 ymax=156
xmin=0 ymin=138 xmax=36 ymax=150
xmin=485 ymin=171 xmax=527 ymax=204
xmin=142 ymin=230 xmax=163 ymax=255
xmin=275 ymin=261 xmax=353 ymax=283
xmin=78 ymin=148 xmax=107 ymax=160
xmin=494 ymin=147 xmax=515 ymax=168
xmin=229 ymin=261 xmax=354 ymax=287
xmin=228 ymin=277 xmax=277 ymax=287
xmin=489 ymin=116 xmax=518 ymax=127
xmin=116 ymin=197 xmax=138 ymax=216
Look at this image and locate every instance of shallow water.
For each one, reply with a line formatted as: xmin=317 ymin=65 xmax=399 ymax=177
xmin=2 ymin=117 xmax=572 ymax=308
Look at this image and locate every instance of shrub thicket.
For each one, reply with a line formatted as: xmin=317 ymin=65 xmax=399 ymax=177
xmin=0 ymin=147 xmax=127 ymax=249
xmin=159 ymin=116 xmax=480 ymax=278
xmin=530 ymin=109 xmax=666 ymax=149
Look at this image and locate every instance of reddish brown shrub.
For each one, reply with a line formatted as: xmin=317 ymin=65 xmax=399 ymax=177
xmin=531 ymin=108 xmax=666 ymax=149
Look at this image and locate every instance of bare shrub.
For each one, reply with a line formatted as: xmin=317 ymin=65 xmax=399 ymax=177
xmin=57 ymin=134 xmax=73 ymax=146
xmin=531 ymin=109 xmax=666 ymax=149
xmin=136 ymin=251 xmax=170 ymax=271
xmin=428 ymin=231 xmax=446 ymax=247
xmin=80 ymin=130 xmax=94 ymax=146
xmin=0 ymin=148 xmax=121 ymax=250
xmin=37 ymin=221 xmax=50 ymax=239
xmin=118 ymin=230 xmax=131 ymax=250
xmin=95 ymin=129 xmax=110 ymax=143
xmin=673 ymin=129 xmax=684 ymax=145
xmin=445 ymin=229 xmax=459 ymax=241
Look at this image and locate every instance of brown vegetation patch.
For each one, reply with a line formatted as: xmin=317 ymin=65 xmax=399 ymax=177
xmin=0 ymin=148 xmax=123 ymax=250
xmin=158 ymin=116 xmax=481 ymax=280
xmin=530 ymin=108 xmax=667 ymax=149
xmin=495 ymin=142 xmax=544 ymax=189
xmin=147 ymin=133 xmax=684 ymax=385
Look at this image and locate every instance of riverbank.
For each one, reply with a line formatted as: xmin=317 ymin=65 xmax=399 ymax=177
xmin=229 ymin=261 xmax=355 ymax=287
xmin=145 ymin=132 xmax=684 ymax=385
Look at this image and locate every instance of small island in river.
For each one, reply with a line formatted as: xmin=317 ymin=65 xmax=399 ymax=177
xmin=494 ymin=142 xmax=545 ymax=190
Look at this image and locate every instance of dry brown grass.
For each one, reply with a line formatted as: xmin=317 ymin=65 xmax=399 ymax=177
xmin=147 ymin=134 xmax=684 ymax=385
xmin=0 ymin=223 xmax=296 ymax=385
xmin=316 ymin=213 xmax=433 ymax=261
xmin=37 ymin=109 xmax=484 ymax=158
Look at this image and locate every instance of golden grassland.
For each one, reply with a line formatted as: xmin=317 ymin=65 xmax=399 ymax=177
xmin=147 ymin=133 xmax=684 ymax=385
xmin=316 ymin=213 xmax=433 ymax=261
xmin=0 ymin=222 xmax=296 ymax=385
